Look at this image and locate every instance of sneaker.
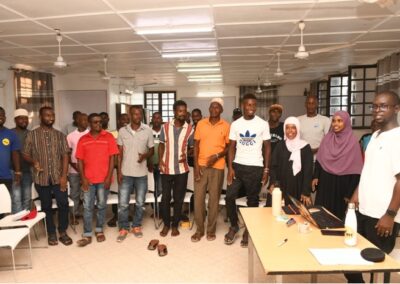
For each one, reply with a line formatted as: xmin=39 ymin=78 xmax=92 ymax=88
xmin=131 ymin=226 xmax=143 ymax=238
xmin=117 ymin=229 xmax=128 ymax=242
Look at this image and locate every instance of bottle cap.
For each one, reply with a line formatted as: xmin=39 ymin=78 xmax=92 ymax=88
xmin=348 ymin=203 xmax=355 ymax=209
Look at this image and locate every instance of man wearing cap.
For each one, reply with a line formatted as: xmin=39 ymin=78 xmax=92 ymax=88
xmin=191 ymin=98 xmax=230 ymax=242
xmin=0 ymin=107 xmax=21 ymax=214
xmin=268 ymin=104 xmax=284 ymax=154
xmin=12 ymin=108 xmax=32 ymax=212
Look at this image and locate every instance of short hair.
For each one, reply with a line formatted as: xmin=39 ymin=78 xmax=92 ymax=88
xmin=173 ymin=100 xmax=187 ymax=111
xmin=99 ymin=112 xmax=108 ymax=117
xmin=79 ymin=112 xmax=88 ymax=118
xmin=129 ymin=105 xmax=142 ymax=113
xmin=39 ymin=106 xmax=53 ymax=116
xmin=376 ymin=90 xmax=400 ymax=105
xmin=0 ymin=106 xmax=5 ymax=113
xmin=242 ymin=93 xmax=257 ymax=102
xmin=152 ymin=111 xmax=161 ymax=117
xmin=88 ymin=113 xmax=100 ymax=122
xmin=192 ymin=108 xmax=202 ymax=115
xmin=72 ymin=110 xmax=81 ymax=119
xmin=305 ymin=95 xmax=317 ymax=102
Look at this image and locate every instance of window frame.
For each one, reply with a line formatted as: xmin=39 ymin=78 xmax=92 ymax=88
xmin=144 ymin=91 xmax=176 ymax=122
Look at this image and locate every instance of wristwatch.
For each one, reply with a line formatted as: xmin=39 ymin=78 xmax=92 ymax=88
xmin=386 ymin=209 xmax=397 ymax=218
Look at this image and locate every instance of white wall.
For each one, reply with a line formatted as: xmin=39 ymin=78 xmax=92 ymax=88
xmin=0 ymin=59 xmax=16 ymax=128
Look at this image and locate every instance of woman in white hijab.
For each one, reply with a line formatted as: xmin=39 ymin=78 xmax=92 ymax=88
xmin=269 ymin=117 xmax=313 ymax=206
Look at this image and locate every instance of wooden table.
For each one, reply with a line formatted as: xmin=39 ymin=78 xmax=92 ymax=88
xmin=240 ymin=207 xmax=400 ymax=283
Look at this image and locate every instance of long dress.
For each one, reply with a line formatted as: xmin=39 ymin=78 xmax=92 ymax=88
xmin=269 ymin=141 xmax=313 ymax=205
xmin=314 ymin=161 xmax=360 ymax=220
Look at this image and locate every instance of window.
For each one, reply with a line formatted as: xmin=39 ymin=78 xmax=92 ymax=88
xmin=348 ymin=65 xmax=377 ymax=128
xmin=317 ymin=80 xmax=328 ymax=116
xmin=144 ymin=91 xmax=176 ymax=122
xmin=14 ymin=70 xmax=54 ymax=126
xmin=328 ymin=74 xmax=348 ymax=116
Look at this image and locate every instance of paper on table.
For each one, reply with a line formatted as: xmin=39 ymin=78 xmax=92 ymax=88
xmin=309 ymin=248 xmax=373 ymax=265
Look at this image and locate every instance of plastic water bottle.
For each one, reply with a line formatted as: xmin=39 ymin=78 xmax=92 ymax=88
xmin=272 ymin=182 xmax=282 ymax=217
xmin=344 ymin=203 xmax=357 ymax=246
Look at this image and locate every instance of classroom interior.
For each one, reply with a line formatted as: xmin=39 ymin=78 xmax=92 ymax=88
xmin=1 ymin=0 xmax=400 ymax=282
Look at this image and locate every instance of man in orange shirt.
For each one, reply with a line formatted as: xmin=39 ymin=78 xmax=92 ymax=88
xmin=191 ymin=98 xmax=230 ymax=242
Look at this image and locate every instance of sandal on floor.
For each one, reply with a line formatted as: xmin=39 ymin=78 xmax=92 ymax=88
xmin=95 ymin=232 xmax=106 ymax=242
xmin=206 ymin=233 xmax=216 ymax=241
xmin=147 ymin=239 xmax=160 ymax=250
xmin=48 ymin=234 xmax=58 ymax=246
xmin=59 ymin=233 xmax=73 ymax=246
xmin=224 ymin=227 xmax=238 ymax=245
xmin=77 ymin=237 xmax=92 ymax=247
xmin=191 ymin=232 xmax=203 ymax=242
xmin=157 ymin=244 xmax=168 ymax=257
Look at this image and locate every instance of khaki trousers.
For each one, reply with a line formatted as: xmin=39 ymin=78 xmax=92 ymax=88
xmin=193 ymin=167 xmax=224 ymax=235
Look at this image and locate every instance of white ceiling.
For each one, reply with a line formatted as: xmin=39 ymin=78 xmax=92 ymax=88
xmin=0 ymin=0 xmax=399 ymax=87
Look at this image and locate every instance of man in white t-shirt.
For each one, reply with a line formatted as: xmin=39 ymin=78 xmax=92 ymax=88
xmin=297 ymin=95 xmax=330 ymax=155
xmin=67 ymin=113 xmax=89 ymax=221
xmin=349 ymin=91 xmax=400 ymax=283
xmin=224 ymin=93 xmax=271 ymax=247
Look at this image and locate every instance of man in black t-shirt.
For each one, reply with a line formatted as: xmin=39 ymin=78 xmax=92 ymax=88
xmin=268 ymin=104 xmax=284 ymax=154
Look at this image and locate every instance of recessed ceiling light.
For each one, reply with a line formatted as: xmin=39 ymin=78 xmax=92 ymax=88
xmin=188 ymin=74 xmax=222 ymax=79
xmin=188 ymin=78 xmax=222 ymax=82
xmin=162 ymin=51 xmax=217 ymax=58
xmin=178 ymin=67 xmax=220 ymax=72
xmin=136 ymin=25 xmax=213 ymax=35
xmin=177 ymin=62 xmax=220 ymax=68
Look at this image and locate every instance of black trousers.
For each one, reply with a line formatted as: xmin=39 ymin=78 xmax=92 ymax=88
xmin=35 ymin=183 xmax=69 ymax=234
xmin=345 ymin=212 xmax=400 ymax=283
xmin=161 ymin=172 xmax=188 ymax=227
xmin=225 ymin=163 xmax=263 ymax=229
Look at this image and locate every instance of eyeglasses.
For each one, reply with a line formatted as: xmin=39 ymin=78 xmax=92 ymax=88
xmin=369 ymin=104 xmax=396 ymax=112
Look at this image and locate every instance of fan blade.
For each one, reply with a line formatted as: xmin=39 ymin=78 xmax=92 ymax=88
xmin=309 ymin=43 xmax=354 ymax=55
xmin=138 ymin=82 xmax=157 ymax=87
xmin=98 ymin=70 xmax=106 ymax=76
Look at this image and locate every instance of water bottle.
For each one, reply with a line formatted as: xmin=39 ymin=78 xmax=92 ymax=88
xmin=272 ymin=181 xmax=282 ymax=217
xmin=344 ymin=203 xmax=357 ymax=246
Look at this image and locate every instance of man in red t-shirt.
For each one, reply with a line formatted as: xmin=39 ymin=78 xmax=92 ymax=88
xmin=75 ymin=113 xmax=119 ymax=246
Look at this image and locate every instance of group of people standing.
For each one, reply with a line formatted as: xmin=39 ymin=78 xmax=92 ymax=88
xmin=1 ymin=89 xmax=400 ymax=283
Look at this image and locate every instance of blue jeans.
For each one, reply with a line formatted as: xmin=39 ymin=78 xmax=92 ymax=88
xmin=83 ymin=183 xmax=109 ymax=237
xmin=68 ymin=173 xmax=82 ymax=216
xmin=118 ymin=175 xmax=148 ymax=229
xmin=11 ymin=171 xmax=32 ymax=213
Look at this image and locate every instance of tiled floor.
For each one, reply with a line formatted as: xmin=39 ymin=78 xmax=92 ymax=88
xmin=1 ymin=207 xmax=400 ymax=283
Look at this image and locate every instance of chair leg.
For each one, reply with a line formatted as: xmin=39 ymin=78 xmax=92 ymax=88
xmin=33 ymin=225 xmax=39 ymax=241
xmin=27 ymin=233 xmax=33 ymax=269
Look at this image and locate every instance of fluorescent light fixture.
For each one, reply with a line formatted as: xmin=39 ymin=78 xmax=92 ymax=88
xmin=178 ymin=67 xmax=220 ymax=72
xmin=197 ymin=92 xmax=224 ymax=97
xmin=177 ymin=62 xmax=220 ymax=68
xmin=162 ymin=51 xmax=217 ymax=58
xmin=188 ymin=78 xmax=222 ymax=82
xmin=188 ymin=74 xmax=222 ymax=79
xmin=136 ymin=25 xmax=213 ymax=35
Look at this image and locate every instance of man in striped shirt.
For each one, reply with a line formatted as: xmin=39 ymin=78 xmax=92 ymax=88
xmin=23 ymin=106 xmax=72 ymax=246
xmin=159 ymin=100 xmax=194 ymax=237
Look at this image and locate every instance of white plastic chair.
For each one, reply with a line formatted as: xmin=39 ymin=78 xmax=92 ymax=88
xmin=0 ymin=185 xmax=47 ymax=247
xmin=0 ymin=227 xmax=33 ymax=281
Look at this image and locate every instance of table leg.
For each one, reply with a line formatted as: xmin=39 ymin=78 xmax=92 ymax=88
xmin=372 ymin=272 xmax=384 ymax=283
xmin=249 ymin=236 xmax=255 ymax=283
xmin=310 ymin=274 xmax=318 ymax=283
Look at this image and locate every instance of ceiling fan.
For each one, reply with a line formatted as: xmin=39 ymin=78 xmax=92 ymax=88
xmin=98 ymin=55 xmax=118 ymax=80
xmin=274 ymin=53 xmax=284 ymax=77
xmin=294 ymin=21 xmax=354 ymax=60
xmin=54 ymin=29 xmax=67 ymax=69
xmin=256 ymin=76 xmax=263 ymax=94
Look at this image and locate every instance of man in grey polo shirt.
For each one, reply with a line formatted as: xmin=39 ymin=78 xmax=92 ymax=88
xmin=116 ymin=106 xmax=154 ymax=242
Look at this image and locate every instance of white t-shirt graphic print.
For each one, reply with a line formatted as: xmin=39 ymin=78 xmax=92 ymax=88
xmin=229 ymin=115 xmax=271 ymax=167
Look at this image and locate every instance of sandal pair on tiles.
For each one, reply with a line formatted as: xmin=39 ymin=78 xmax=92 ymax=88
xmin=147 ymin=239 xmax=168 ymax=257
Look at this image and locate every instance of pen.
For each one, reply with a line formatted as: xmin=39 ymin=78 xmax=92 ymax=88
xmin=277 ymin=238 xmax=288 ymax=247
